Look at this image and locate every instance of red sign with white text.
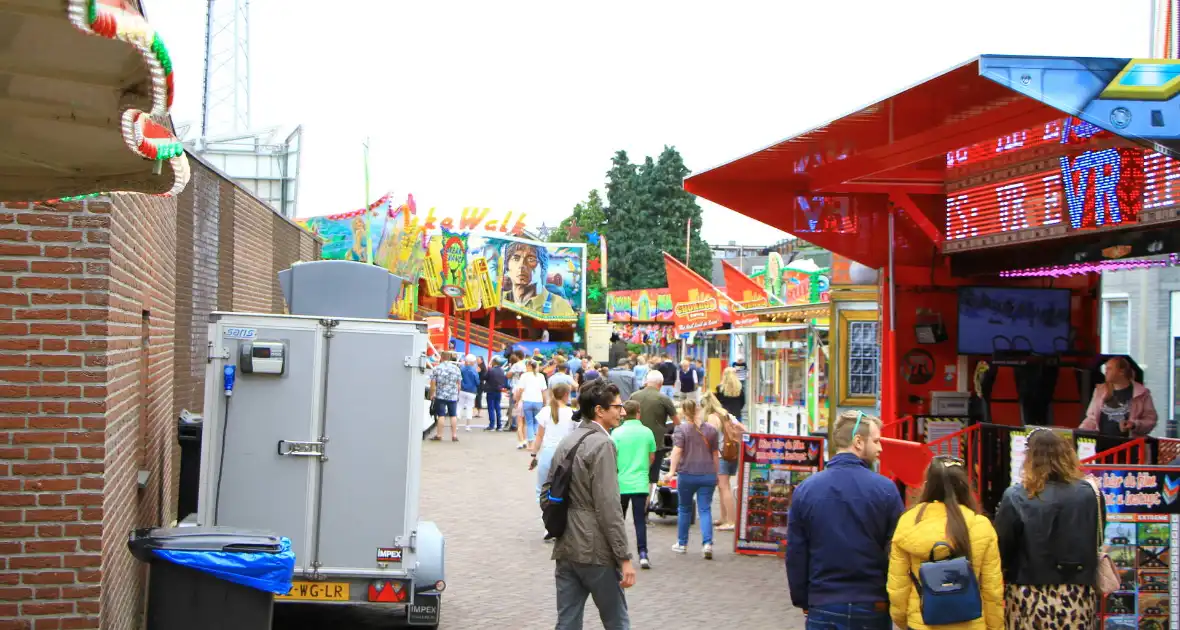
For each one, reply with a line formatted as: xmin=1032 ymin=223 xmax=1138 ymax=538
xmin=663 ymin=253 xmax=723 ymax=335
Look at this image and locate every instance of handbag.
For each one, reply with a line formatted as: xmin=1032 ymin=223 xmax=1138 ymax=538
xmin=909 ymin=541 xmax=983 ymax=625
xmin=1085 ymin=477 xmax=1121 ymax=595
xmin=720 ymin=415 xmax=741 ymax=463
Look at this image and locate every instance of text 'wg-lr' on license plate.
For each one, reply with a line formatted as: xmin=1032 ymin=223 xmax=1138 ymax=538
xmin=276 ymin=581 xmax=350 ymax=602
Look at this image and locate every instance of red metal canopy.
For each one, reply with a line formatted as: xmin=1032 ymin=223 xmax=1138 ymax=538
xmin=685 ymin=55 xmax=1177 ymax=271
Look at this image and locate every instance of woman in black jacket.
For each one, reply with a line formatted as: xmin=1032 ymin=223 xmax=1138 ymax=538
xmin=714 ymin=367 xmax=745 ymax=420
xmin=994 ymin=429 xmax=1104 ymax=629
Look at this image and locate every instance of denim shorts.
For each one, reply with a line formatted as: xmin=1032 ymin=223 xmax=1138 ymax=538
xmin=718 ymin=458 xmax=739 ymax=476
xmin=433 ymin=398 xmax=457 ymax=417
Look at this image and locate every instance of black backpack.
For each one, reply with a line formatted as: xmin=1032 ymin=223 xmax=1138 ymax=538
xmin=540 ymin=431 xmax=595 ymax=540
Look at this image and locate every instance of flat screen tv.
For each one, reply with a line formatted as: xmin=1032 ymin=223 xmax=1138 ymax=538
xmin=957 ymin=286 xmax=1071 ymax=355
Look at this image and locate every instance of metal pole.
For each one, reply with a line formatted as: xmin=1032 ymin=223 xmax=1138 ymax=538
xmin=487 ymin=310 xmax=496 ymax=363
xmin=1150 ymin=0 xmax=1158 ymax=57
xmin=888 ymin=212 xmax=895 ymax=331
xmin=686 ymin=218 xmax=692 ymax=264
xmin=464 ymin=309 xmax=472 ymax=357
xmin=363 ymin=138 xmax=372 ymax=265
xmin=200 ymin=0 xmax=215 ymax=139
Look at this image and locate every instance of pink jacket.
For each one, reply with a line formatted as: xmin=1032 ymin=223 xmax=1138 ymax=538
xmin=1079 ymin=382 xmax=1157 ymax=437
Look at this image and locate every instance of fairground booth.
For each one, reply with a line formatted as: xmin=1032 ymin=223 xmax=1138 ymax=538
xmin=688 ymin=54 xmax=1180 ymax=618
xmin=298 ymin=197 xmax=589 ymax=360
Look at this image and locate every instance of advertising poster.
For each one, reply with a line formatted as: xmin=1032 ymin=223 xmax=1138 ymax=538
xmin=663 ymin=252 xmax=724 ymax=334
xmin=606 ymin=289 xmax=674 ymax=322
xmin=1009 ymin=428 xmax=1077 ymax=485
xmin=721 ymin=260 xmax=769 ymax=327
xmin=734 ymin=434 xmax=825 ymax=555
xmin=469 ymin=235 xmax=584 ymax=322
xmin=1090 ymin=467 xmax=1180 ymax=629
xmin=297 ymin=194 xmax=402 ymax=262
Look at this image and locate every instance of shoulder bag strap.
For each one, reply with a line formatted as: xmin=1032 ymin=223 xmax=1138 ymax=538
xmin=564 ymin=429 xmax=596 ymax=464
xmin=1084 ymin=477 xmax=1104 ymax=551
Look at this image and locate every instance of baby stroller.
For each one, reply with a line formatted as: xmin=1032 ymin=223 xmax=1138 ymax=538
xmin=646 ymin=430 xmax=695 ymax=523
xmin=647 ymin=457 xmax=679 ymax=520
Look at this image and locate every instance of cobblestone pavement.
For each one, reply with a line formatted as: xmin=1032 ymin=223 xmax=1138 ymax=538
xmin=275 ymin=422 xmax=807 ymax=629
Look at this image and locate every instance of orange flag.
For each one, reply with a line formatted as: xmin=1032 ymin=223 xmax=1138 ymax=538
xmin=662 ymin=252 xmax=724 ymax=334
xmin=721 ymin=260 xmax=770 ymax=327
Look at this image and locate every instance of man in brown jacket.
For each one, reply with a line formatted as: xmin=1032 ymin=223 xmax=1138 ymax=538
xmin=542 ymin=378 xmax=636 ymax=630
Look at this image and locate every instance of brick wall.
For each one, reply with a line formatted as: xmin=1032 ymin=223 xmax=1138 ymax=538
xmin=171 ymin=157 xmax=320 ymax=418
xmin=0 ymin=157 xmax=319 ymax=629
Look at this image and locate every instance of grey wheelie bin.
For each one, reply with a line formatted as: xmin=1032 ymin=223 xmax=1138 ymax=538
xmin=128 ymin=526 xmax=295 ymax=630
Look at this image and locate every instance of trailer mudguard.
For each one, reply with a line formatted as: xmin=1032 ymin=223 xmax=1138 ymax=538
xmin=414 ymin=520 xmax=445 ymax=591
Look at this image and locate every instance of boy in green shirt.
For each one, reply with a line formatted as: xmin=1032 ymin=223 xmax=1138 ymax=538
xmin=612 ymin=400 xmax=657 ymax=569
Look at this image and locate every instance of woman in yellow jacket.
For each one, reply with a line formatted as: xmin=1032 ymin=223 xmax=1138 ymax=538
xmin=886 ymin=456 xmax=1004 ymax=630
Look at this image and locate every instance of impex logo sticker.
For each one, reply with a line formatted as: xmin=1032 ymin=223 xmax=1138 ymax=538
xmin=1162 ymin=476 xmax=1179 ymax=506
xmin=376 ymin=547 xmax=403 ymax=563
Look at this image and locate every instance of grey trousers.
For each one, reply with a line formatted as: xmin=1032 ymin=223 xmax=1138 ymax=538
xmin=554 ymin=560 xmax=630 ymax=630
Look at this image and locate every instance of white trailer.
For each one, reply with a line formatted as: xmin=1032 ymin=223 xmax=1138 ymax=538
xmin=193 ymin=261 xmax=445 ymax=627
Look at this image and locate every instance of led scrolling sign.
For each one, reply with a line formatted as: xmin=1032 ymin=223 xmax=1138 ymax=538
xmin=942 ymin=117 xmax=1180 ymax=252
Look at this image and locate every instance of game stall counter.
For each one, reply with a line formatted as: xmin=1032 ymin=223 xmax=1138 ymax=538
xmin=683 ymin=53 xmax=1180 ymax=600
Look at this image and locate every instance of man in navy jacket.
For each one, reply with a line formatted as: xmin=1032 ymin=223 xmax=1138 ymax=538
xmin=786 ymin=410 xmax=902 ymax=629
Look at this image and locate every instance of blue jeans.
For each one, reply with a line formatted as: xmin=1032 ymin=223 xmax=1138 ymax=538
xmin=660 ymin=385 xmax=676 ymax=398
xmin=676 ymin=472 xmax=716 ymax=546
xmin=485 ymin=391 xmax=502 ymax=429
xmin=536 ymin=446 xmax=556 ymax=497
xmin=805 ymin=603 xmax=891 ymax=630
xmin=523 ymin=401 xmax=543 ymax=442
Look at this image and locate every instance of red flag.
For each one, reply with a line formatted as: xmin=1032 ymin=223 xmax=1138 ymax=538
xmin=721 ymin=260 xmax=769 ymax=327
xmin=663 ymin=252 xmax=724 ymax=334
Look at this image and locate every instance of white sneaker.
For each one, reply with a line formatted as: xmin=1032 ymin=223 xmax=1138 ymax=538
xmin=702 ymin=544 xmax=713 ymax=560
xmin=671 ymin=543 xmax=686 ymax=554
xmin=465 ymin=425 xmax=472 ymax=431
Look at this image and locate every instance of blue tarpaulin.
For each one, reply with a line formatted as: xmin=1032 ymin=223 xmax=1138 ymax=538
xmin=151 ymin=536 xmax=295 ymax=595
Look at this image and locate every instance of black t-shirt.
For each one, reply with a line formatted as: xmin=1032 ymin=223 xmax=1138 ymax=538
xmin=1098 ymin=386 xmax=1134 ymax=437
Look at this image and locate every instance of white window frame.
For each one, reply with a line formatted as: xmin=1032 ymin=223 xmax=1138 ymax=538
xmin=1100 ymin=295 xmax=1131 ymax=355
xmin=1170 ymin=292 xmax=1180 ymax=428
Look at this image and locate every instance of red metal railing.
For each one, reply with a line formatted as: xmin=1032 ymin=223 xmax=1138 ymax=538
xmin=925 ymin=424 xmax=982 ymax=505
xmin=882 ymin=415 xmax=918 ymax=442
xmin=1079 ymin=437 xmax=1149 ymax=466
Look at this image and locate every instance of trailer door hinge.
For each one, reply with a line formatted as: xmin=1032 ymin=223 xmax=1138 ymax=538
xmin=320 ymin=319 xmax=339 ymax=338
xmin=207 ymin=341 xmax=229 ymax=362
xmin=404 ymin=354 xmax=429 ymax=373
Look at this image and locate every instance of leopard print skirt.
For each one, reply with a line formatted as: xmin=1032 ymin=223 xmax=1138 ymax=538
xmin=1004 ymin=584 xmax=1098 ymax=629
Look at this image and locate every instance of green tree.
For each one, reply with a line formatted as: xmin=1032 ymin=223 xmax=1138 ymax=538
xmin=550 ymin=190 xmax=607 ymax=313
xmin=603 ymin=147 xmax=712 ymax=290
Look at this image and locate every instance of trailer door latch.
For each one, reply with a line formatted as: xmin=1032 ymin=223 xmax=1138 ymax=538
xmin=277 ymin=440 xmax=326 ymax=459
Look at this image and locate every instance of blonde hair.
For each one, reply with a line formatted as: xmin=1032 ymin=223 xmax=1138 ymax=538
xmin=549 ymin=383 xmax=571 ymax=425
xmin=701 ymin=392 xmax=727 ymax=421
xmin=680 ymin=399 xmax=701 ymax=427
xmin=719 ymin=367 xmax=741 ymax=397
xmin=1021 ymin=428 xmax=1084 ymax=497
xmin=831 ymin=410 xmax=880 ymax=450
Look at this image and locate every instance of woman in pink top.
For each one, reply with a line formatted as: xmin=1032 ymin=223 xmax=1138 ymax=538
xmin=1079 ymin=357 xmax=1157 ymax=438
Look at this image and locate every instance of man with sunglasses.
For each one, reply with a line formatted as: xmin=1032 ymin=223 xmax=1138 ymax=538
xmin=544 ymin=379 xmax=636 ymax=629
xmin=786 ymin=410 xmax=903 ymax=630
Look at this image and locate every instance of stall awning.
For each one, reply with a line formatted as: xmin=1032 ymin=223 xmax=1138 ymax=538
xmin=704 ymin=324 xmax=812 ymax=336
xmin=685 ymin=55 xmax=1180 ymax=271
xmin=0 ymin=0 xmax=189 ymax=201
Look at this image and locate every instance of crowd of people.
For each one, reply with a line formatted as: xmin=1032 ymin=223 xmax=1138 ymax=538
xmin=786 ymin=410 xmax=1107 ymax=630
xmin=419 ymin=338 xmax=1160 ymax=630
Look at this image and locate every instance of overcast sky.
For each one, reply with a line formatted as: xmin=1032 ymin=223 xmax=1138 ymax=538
xmin=147 ymin=0 xmax=1152 ymax=246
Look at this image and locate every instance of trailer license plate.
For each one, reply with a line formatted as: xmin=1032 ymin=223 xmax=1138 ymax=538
xmin=276 ymin=581 xmax=350 ymax=601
